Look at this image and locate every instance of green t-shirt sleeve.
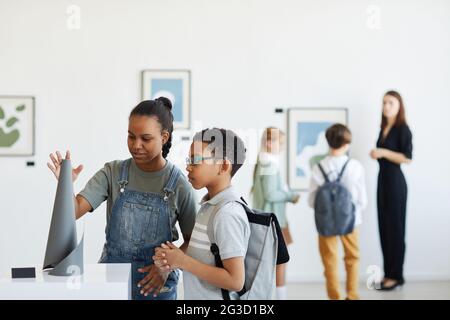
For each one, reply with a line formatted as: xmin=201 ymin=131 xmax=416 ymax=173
xmin=176 ymin=178 xmax=198 ymax=237
xmin=78 ymin=164 xmax=111 ymax=212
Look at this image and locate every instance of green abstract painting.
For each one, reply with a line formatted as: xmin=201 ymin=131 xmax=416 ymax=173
xmin=0 ymin=96 xmax=34 ymax=156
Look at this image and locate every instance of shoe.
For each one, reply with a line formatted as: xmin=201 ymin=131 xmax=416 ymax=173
xmin=377 ymin=279 xmax=403 ymax=291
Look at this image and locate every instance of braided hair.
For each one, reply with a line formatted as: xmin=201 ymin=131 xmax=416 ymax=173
xmin=129 ymin=97 xmax=174 ymax=158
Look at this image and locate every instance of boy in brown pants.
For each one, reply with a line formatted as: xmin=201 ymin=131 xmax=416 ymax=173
xmin=308 ymin=124 xmax=367 ymax=300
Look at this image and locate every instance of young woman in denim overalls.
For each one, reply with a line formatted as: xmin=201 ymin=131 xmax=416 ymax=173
xmin=47 ymin=98 xmax=197 ymax=300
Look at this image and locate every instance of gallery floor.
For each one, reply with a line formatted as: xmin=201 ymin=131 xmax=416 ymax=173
xmin=286 ymin=281 xmax=450 ymax=300
xmin=176 ymin=278 xmax=450 ymax=300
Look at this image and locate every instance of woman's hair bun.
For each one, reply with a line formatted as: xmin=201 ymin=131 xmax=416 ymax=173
xmin=155 ymin=96 xmax=173 ymax=111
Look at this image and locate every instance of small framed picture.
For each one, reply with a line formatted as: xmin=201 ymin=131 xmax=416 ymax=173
xmin=141 ymin=70 xmax=191 ymax=129
xmin=287 ymin=107 xmax=348 ymax=190
xmin=0 ymin=96 xmax=35 ymax=156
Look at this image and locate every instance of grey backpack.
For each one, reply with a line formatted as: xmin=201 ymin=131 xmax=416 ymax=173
xmin=207 ymin=197 xmax=289 ymax=300
xmin=314 ymin=159 xmax=355 ymax=237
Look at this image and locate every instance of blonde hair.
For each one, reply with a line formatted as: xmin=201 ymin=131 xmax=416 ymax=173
xmin=260 ymin=127 xmax=285 ymax=153
xmin=251 ymin=127 xmax=285 ymax=193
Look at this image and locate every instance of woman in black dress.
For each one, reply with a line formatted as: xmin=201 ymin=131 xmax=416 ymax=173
xmin=370 ymin=90 xmax=413 ymax=291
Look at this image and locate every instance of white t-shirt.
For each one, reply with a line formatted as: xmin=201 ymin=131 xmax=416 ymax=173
xmin=308 ymin=155 xmax=367 ymax=227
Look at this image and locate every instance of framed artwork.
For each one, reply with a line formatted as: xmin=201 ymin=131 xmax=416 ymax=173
xmin=0 ymin=96 xmax=35 ymax=156
xmin=287 ymin=107 xmax=348 ymax=190
xmin=141 ymin=69 xmax=191 ymax=129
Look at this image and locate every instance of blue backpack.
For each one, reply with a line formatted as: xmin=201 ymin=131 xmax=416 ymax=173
xmin=314 ymin=159 xmax=355 ymax=236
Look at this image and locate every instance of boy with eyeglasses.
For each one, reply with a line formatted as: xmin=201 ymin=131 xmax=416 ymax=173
xmin=152 ymin=128 xmax=250 ymax=300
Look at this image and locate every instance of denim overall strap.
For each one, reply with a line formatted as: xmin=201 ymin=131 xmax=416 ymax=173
xmin=118 ymin=158 xmax=132 ymax=192
xmin=163 ymin=165 xmax=181 ymax=201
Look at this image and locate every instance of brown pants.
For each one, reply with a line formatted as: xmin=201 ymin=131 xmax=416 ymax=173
xmin=318 ymin=229 xmax=360 ymax=300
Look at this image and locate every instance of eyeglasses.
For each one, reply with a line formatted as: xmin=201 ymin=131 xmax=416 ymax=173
xmin=185 ymin=156 xmax=216 ymax=166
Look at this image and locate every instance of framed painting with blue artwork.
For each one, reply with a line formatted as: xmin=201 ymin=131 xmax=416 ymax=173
xmin=141 ymin=70 xmax=191 ymax=129
xmin=287 ymin=108 xmax=348 ymax=190
xmin=0 ymin=96 xmax=35 ymax=156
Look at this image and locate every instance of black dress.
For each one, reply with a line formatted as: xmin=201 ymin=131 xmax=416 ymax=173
xmin=376 ymin=124 xmax=413 ymax=282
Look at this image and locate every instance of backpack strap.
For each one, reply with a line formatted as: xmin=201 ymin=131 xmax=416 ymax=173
xmin=210 ymin=243 xmax=231 ymax=300
xmin=336 ymin=159 xmax=351 ymax=182
xmin=317 ymin=163 xmax=330 ymax=183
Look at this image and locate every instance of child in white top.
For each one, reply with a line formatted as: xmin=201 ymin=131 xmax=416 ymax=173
xmin=308 ymin=123 xmax=367 ymax=300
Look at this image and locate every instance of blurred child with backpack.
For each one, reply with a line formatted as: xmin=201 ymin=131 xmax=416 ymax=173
xmin=308 ymin=124 xmax=367 ymax=300
xmin=251 ymin=127 xmax=300 ymax=300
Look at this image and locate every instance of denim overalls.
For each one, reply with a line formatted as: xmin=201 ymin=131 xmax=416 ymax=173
xmin=99 ymin=159 xmax=181 ymax=300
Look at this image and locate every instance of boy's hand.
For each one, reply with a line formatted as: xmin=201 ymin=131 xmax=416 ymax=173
xmin=153 ymin=242 xmax=186 ymax=270
xmin=47 ymin=150 xmax=83 ymax=182
xmin=137 ymin=264 xmax=169 ymax=297
xmin=153 ymin=247 xmax=170 ymax=269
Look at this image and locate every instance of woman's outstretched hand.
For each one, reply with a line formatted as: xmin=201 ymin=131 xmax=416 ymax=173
xmin=47 ymin=150 xmax=83 ymax=182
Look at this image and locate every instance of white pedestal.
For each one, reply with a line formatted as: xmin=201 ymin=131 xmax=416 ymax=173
xmin=0 ymin=264 xmax=131 ymax=300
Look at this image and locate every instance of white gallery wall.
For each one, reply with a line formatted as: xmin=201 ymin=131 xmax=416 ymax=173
xmin=1 ymin=0 xmax=449 ymax=283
